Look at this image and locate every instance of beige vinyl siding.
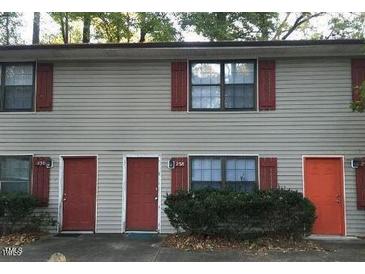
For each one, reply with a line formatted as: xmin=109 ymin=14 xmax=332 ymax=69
xmin=0 ymin=58 xmax=365 ymax=236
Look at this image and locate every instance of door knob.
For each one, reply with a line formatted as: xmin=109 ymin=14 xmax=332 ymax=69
xmin=63 ymin=193 xmax=67 ymax=202
xmin=154 ymin=197 xmax=158 ymax=201
xmin=336 ymin=195 xmax=341 ymax=204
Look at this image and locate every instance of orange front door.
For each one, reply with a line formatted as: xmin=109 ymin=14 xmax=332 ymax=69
xmin=304 ymin=158 xmax=345 ymax=235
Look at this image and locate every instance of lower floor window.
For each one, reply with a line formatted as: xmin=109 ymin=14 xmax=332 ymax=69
xmin=0 ymin=156 xmax=31 ymax=193
xmin=190 ymin=156 xmax=258 ymax=192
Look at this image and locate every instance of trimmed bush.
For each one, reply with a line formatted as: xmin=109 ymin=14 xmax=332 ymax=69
xmin=164 ymin=188 xmax=316 ymax=239
xmin=0 ymin=192 xmax=55 ymax=235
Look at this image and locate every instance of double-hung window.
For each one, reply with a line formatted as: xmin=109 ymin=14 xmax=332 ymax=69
xmin=190 ymin=60 xmax=256 ymax=111
xmin=0 ymin=63 xmax=35 ymax=112
xmin=0 ymin=156 xmax=32 ymax=193
xmin=190 ymin=156 xmax=258 ymax=192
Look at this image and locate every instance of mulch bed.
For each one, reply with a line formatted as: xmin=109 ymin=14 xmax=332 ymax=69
xmin=163 ymin=233 xmax=325 ymax=253
xmin=0 ymin=232 xmax=45 ymax=246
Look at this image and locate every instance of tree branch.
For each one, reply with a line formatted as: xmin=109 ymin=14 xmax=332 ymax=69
xmin=273 ymin=12 xmax=291 ymax=40
xmin=281 ymin=12 xmax=325 ymax=40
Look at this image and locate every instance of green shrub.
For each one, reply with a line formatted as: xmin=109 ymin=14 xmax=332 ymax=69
xmin=0 ymin=192 xmax=56 ymax=235
xmin=164 ymin=188 xmax=316 ymax=239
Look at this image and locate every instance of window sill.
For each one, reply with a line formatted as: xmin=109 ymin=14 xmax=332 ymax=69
xmin=187 ymin=109 xmax=258 ymax=113
xmin=0 ymin=111 xmax=37 ymax=114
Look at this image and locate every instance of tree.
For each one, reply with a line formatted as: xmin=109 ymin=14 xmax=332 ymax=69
xmin=92 ymin=12 xmax=179 ymax=43
xmin=49 ymin=12 xmax=74 ymax=44
xmin=93 ymin=12 xmax=135 ymax=43
xmin=179 ymin=13 xmax=280 ymax=41
xmin=49 ymin=12 xmax=85 ymax=44
xmin=82 ymin=13 xmax=91 ymax=43
xmin=137 ymin=13 xmax=179 ymax=42
xmin=325 ymin=13 xmax=365 ymax=39
xmin=71 ymin=12 xmax=99 ymax=43
xmin=178 ymin=12 xmax=326 ymax=41
xmin=32 ymin=12 xmax=40 ymax=44
xmin=272 ymin=12 xmax=326 ymax=40
xmin=0 ymin=12 xmax=22 ymax=45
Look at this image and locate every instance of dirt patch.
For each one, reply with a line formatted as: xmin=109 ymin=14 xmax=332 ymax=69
xmin=0 ymin=232 xmax=45 ymax=246
xmin=163 ymin=233 xmax=325 ymax=253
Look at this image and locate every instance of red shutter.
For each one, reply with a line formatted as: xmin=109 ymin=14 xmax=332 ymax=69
xmin=352 ymin=59 xmax=365 ymax=102
xmin=171 ymin=61 xmax=187 ymax=111
xmin=171 ymin=157 xmax=188 ymax=194
xmin=259 ymin=157 xmax=278 ymax=190
xmin=259 ymin=60 xmax=276 ymax=111
xmin=36 ymin=63 xmax=53 ymax=111
xmin=32 ymin=157 xmax=51 ymax=207
xmin=356 ymin=165 xmax=365 ymax=209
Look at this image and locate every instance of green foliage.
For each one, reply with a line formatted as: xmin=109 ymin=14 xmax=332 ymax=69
xmin=351 ymin=81 xmax=365 ymax=112
xmin=178 ymin=12 xmax=278 ymax=41
xmin=93 ymin=12 xmax=135 ymax=43
xmin=164 ymin=189 xmax=316 ymax=239
xmin=0 ymin=192 xmax=56 ymax=235
xmin=328 ymin=13 xmax=365 ymax=39
xmin=92 ymin=12 xmax=179 ymax=43
xmin=0 ymin=12 xmax=22 ymax=45
xmin=136 ymin=13 xmax=180 ymax=42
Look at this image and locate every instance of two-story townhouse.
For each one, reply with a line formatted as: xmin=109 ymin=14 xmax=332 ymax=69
xmin=0 ymin=40 xmax=365 ymax=236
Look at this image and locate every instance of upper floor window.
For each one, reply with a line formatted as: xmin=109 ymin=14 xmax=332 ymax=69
xmin=0 ymin=63 xmax=35 ymax=112
xmin=190 ymin=156 xmax=258 ymax=192
xmin=190 ymin=60 xmax=256 ymax=111
xmin=0 ymin=156 xmax=32 ymax=193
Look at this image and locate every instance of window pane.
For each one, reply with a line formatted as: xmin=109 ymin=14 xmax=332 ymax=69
xmin=4 ymin=86 xmax=33 ymax=110
xmin=5 ymin=65 xmax=33 ymax=86
xmin=212 ymin=159 xmax=221 ymax=169
xmin=211 ymin=169 xmax=221 ymax=181
xmin=225 ymin=63 xmax=254 ymax=84
xmin=191 ymin=158 xmax=222 ymax=189
xmin=201 ymin=159 xmax=211 ymax=169
xmin=191 ymin=63 xmax=220 ymax=85
xmin=202 ymin=169 xmax=211 ymax=181
xmin=245 ymin=159 xmax=256 ymax=169
xmin=191 ymin=169 xmax=202 ymax=181
xmin=192 ymin=159 xmax=202 ymax=169
xmin=245 ymin=169 xmax=256 ymax=181
xmin=192 ymin=86 xmax=220 ymax=109
xmin=1 ymin=181 xmax=29 ymax=193
xmin=225 ymin=158 xmax=256 ymax=183
xmin=226 ymin=169 xmax=235 ymax=181
xmin=224 ymin=85 xmax=254 ymax=109
xmin=0 ymin=157 xmax=30 ymax=193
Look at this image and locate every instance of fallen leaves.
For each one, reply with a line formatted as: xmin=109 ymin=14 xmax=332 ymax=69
xmin=163 ymin=233 xmax=325 ymax=253
xmin=0 ymin=232 xmax=44 ymax=246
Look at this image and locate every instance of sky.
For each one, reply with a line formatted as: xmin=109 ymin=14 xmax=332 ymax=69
xmin=18 ymin=12 xmax=335 ymax=44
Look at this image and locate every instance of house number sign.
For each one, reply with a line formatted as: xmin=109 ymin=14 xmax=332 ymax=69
xmin=35 ymin=160 xmax=48 ymax=166
xmin=168 ymin=159 xmax=185 ymax=169
xmin=34 ymin=158 xmax=53 ymax=168
xmin=175 ymin=161 xmax=185 ymax=167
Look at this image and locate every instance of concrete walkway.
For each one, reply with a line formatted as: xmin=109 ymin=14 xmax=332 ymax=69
xmin=0 ymin=234 xmax=364 ymax=262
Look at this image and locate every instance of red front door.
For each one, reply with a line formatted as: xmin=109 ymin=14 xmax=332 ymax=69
xmin=126 ymin=158 xmax=158 ymax=231
xmin=304 ymin=158 xmax=345 ymax=235
xmin=62 ymin=157 xmax=97 ymax=231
